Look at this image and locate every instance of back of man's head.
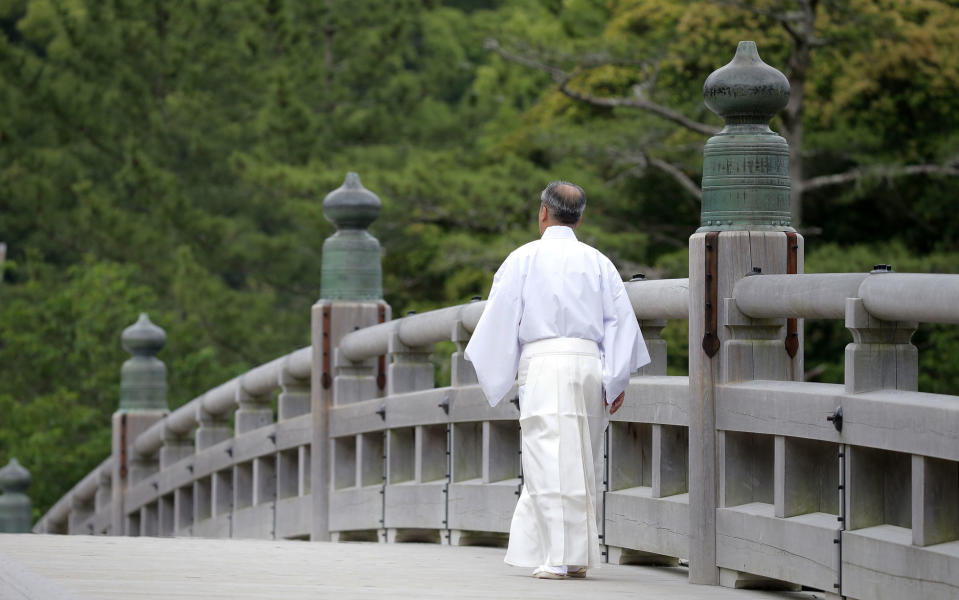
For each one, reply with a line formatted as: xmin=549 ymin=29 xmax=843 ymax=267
xmin=540 ymin=181 xmax=587 ymax=225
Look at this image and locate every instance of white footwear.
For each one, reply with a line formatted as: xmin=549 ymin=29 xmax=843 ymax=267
xmin=533 ymin=566 xmax=566 ymax=579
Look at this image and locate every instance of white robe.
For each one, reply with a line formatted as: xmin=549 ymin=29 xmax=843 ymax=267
xmin=507 ymin=337 xmax=605 ymax=568
xmin=464 ymin=225 xmax=650 ymax=407
xmin=464 ymin=225 xmax=650 ymax=569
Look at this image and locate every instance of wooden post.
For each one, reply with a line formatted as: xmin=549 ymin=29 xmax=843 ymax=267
xmin=311 ymin=173 xmax=390 ymax=541
xmin=688 ymin=42 xmax=803 ymax=585
xmin=111 ymin=314 xmax=169 ymax=535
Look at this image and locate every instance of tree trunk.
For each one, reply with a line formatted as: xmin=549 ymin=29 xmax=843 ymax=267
xmin=779 ymin=0 xmax=817 ymax=230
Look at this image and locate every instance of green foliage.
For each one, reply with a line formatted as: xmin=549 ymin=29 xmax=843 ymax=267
xmin=0 ymin=392 xmax=109 ymax=522
xmin=0 ymin=260 xmax=157 ymax=416
xmin=0 ymin=0 xmax=958 ymax=523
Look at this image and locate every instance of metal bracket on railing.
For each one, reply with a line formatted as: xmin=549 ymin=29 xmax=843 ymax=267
xmin=508 ymin=396 xmax=519 ymax=411
xmin=827 ymin=406 xmax=843 ymax=432
xmin=380 ymin=429 xmax=387 ymax=537
xmin=785 ymin=231 xmax=800 ymax=358
xmin=516 ymin=421 xmax=525 ymax=497
xmin=602 ymin=425 xmax=610 ymax=561
xmin=835 ymin=443 xmax=847 ymax=595
xmin=321 ymin=306 xmax=332 ymax=389
xmin=376 ymin=405 xmax=386 ymax=420
xmin=438 ymin=396 xmax=450 ymax=415
xmin=377 ymin=303 xmax=387 ymax=391
xmin=443 ymin=423 xmax=452 ymax=541
xmin=120 ymin=413 xmax=129 ymax=479
xmin=702 ymin=232 xmax=720 ymax=357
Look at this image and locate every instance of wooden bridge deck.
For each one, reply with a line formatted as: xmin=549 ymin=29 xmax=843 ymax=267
xmin=0 ymin=534 xmax=825 ymax=599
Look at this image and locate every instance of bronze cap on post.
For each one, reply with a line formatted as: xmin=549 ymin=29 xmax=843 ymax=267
xmin=0 ymin=458 xmax=32 ymax=532
xmin=699 ymin=41 xmax=794 ymax=232
xmin=320 ymin=172 xmax=384 ymax=301
xmin=119 ymin=313 xmax=168 ymax=411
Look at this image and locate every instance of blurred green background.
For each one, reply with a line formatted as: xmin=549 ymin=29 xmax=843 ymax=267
xmin=2 ymin=0 xmax=957 ymax=519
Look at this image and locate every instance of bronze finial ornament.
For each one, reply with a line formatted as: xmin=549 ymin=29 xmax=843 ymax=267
xmin=699 ymin=41 xmax=794 ymax=232
xmin=320 ymin=172 xmax=384 ymax=301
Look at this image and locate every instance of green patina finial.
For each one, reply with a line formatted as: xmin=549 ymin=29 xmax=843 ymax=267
xmin=118 ymin=313 xmax=168 ymax=411
xmin=0 ymin=458 xmax=32 ymax=532
xmin=320 ymin=172 xmax=383 ymax=301
xmin=699 ymin=41 xmax=794 ymax=232
xmin=0 ymin=458 xmax=30 ymax=494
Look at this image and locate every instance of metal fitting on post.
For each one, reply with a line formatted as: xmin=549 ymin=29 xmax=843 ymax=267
xmin=119 ymin=314 xmax=168 ymax=412
xmin=0 ymin=458 xmax=32 ymax=533
xmin=699 ymin=41 xmax=793 ymax=232
xmin=320 ymin=172 xmax=384 ymax=301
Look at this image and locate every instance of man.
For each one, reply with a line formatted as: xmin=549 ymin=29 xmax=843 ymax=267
xmin=464 ymin=181 xmax=649 ymax=579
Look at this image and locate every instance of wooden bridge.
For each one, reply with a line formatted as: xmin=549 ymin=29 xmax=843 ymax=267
xmin=7 ymin=42 xmax=959 ymax=600
xmin=1 ymin=534 xmax=829 ymax=599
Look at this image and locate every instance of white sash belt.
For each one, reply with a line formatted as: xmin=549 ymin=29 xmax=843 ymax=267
xmin=521 ymin=337 xmax=599 ymax=359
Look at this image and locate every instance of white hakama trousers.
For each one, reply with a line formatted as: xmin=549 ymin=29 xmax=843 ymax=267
xmin=504 ymin=337 xmax=606 ymax=569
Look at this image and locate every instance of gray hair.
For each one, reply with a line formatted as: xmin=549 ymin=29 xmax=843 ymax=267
xmin=540 ymin=181 xmax=586 ymax=225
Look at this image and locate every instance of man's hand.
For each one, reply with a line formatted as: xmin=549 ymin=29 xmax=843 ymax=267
xmin=608 ymin=391 xmax=625 ymax=414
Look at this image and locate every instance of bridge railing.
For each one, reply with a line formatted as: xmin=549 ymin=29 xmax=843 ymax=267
xmin=31 ymin=235 xmax=959 ymax=600
xmin=33 ymin=457 xmax=113 ymax=535
xmin=324 ymin=278 xmax=690 ymax=548
xmin=716 ymin=271 xmax=959 ymax=597
xmin=129 ymin=346 xmax=313 ymax=539
xmin=31 ymin=277 xmax=691 ymax=546
xmin=30 ymin=41 xmax=959 ymax=600
xmin=35 ymin=264 xmax=959 ymax=599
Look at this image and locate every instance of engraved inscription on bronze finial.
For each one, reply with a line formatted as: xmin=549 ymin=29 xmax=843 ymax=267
xmin=785 ymin=231 xmax=800 ymax=358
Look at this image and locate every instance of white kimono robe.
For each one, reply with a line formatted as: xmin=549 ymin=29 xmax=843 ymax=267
xmin=465 ymin=225 xmax=649 ymax=569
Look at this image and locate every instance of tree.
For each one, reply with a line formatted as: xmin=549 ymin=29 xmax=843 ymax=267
xmin=0 ymin=0 xmax=567 ymax=516
xmin=486 ymin=0 xmax=959 ymax=231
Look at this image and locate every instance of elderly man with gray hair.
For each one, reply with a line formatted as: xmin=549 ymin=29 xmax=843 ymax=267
xmin=465 ymin=180 xmax=649 ymax=579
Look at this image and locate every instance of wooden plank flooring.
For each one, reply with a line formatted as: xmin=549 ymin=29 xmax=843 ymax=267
xmin=0 ymin=534 xmax=825 ymax=599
